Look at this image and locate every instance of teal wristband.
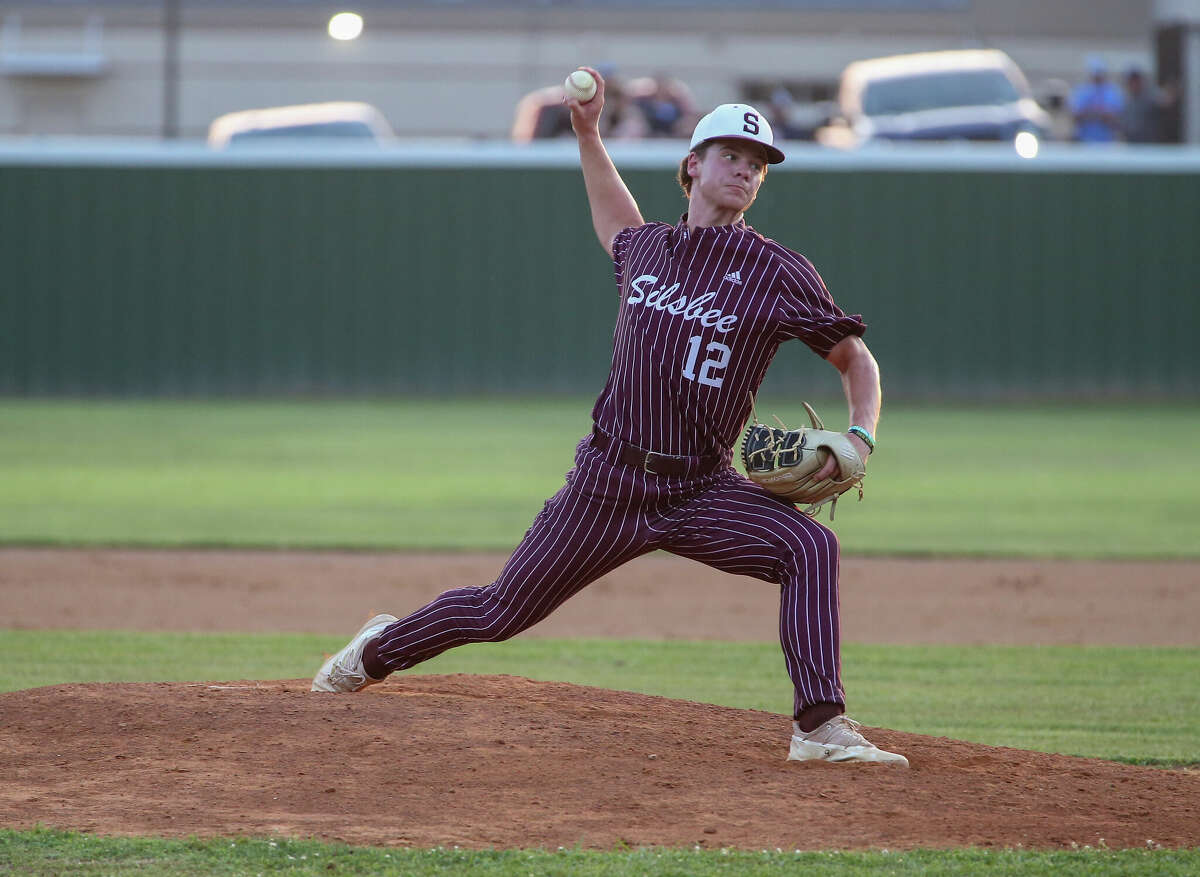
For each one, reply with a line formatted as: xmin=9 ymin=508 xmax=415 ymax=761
xmin=848 ymin=425 xmax=875 ymax=453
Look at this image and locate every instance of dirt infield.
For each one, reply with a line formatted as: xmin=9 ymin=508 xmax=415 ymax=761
xmin=4 ymin=548 xmax=1198 ymax=644
xmin=2 ymin=548 xmax=1198 ymax=850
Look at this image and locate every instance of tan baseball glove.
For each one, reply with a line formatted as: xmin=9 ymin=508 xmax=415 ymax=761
xmin=740 ymin=402 xmax=866 ymax=520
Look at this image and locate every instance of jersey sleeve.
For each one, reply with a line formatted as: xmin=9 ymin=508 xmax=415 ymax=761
xmin=770 ymin=245 xmax=866 ymax=358
xmin=611 ymin=222 xmax=667 ymax=299
xmin=611 ymin=226 xmax=636 ymax=296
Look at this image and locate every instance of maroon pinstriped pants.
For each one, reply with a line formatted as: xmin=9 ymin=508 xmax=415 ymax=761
xmin=373 ymin=435 xmax=844 ymax=717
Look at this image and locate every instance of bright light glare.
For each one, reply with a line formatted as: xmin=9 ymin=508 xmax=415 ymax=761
xmin=328 ymin=12 xmax=364 ymax=41
xmin=1014 ymin=131 xmax=1039 ymax=159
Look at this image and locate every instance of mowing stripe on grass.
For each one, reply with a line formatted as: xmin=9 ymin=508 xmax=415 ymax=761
xmin=1 ymin=399 xmax=1197 ymax=557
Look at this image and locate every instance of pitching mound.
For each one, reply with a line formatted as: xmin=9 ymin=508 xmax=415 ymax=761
xmin=3 ymin=675 xmax=1197 ymax=850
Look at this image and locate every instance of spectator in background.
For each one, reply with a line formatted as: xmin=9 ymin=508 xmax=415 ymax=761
xmin=765 ymin=86 xmax=831 ymax=141
xmin=1070 ymin=56 xmax=1124 ymax=143
xmin=511 ymin=64 xmax=649 ymax=142
xmin=634 ymin=75 xmax=698 ymax=138
xmin=511 ymin=85 xmax=573 ymax=141
xmin=1119 ymin=66 xmax=1162 ymax=143
xmin=1036 ymin=79 xmax=1076 ymax=142
xmin=766 ymin=88 xmax=805 ymax=140
xmin=600 ymin=73 xmax=651 ymax=140
xmin=512 ymin=67 xmax=702 ymax=143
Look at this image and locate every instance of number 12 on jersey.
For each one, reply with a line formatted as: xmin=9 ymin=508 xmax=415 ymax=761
xmin=682 ymin=335 xmax=731 ymax=388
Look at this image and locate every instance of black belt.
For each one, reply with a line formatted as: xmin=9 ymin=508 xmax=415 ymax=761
xmin=591 ymin=427 xmax=722 ymax=477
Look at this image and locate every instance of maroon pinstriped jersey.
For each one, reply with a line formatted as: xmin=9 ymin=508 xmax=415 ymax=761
xmin=591 ymin=215 xmax=866 ymax=459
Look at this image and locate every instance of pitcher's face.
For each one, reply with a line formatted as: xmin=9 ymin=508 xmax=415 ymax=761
xmin=688 ymin=139 xmax=768 ymax=214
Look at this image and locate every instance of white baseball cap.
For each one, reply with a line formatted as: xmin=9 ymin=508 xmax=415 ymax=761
xmin=689 ymin=103 xmax=785 ymax=164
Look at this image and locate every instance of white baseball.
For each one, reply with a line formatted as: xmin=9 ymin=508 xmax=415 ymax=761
xmin=564 ymin=69 xmax=597 ymax=103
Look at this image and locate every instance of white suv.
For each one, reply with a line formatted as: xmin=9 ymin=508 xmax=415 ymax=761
xmin=817 ymin=49 xmax=1050 ymax=149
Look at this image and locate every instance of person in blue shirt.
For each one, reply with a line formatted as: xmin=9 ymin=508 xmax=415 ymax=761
xmin=1071 ymin=56 xmax=1124 ymax=143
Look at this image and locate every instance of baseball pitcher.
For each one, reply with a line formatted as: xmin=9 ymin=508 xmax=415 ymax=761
xmin=312 ymin=67 xmax=906 ymax=766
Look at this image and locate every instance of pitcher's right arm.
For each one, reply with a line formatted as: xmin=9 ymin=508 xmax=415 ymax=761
xmin=567 ymin=68 xmax=644 ymax=257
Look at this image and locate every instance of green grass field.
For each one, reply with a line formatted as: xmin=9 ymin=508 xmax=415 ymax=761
xmin=3 ymin=829 xmax=1195 ymax=877
xmin=2 ymin=399 xmax=1197 ymax=872
xmin=1 ymin=399 xmax=1197 ymax=557
xmin=2 ymin=829 xmax=1195 ymax=877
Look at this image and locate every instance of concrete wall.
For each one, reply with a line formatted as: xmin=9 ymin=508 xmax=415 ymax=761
xmin=0 ymin=1 xmax=1160 ymax=140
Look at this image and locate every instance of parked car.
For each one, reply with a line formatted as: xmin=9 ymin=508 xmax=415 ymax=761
xmin=207 ymin=101 xmax=395 ymax=147
xmin=816 ymin=49 xmax=1050 ymax=148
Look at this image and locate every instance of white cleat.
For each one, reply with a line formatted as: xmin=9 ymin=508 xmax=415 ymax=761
xmin=311 ymin=614 xmax=398 ymax=693
xmin=787 ymin=715 xmax=909 ymax=766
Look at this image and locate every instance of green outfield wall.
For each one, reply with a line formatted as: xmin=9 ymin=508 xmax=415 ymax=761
xmin=1 ymin=145 xmax=1196 ymax=398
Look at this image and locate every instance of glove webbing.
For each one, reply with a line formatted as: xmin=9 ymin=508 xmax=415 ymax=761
xmin=745 ymin=417 xmax=864 ymax=521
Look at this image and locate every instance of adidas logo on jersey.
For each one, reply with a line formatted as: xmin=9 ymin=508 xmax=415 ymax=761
xmin=723 ymin=270 xmax=742 ymax=285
